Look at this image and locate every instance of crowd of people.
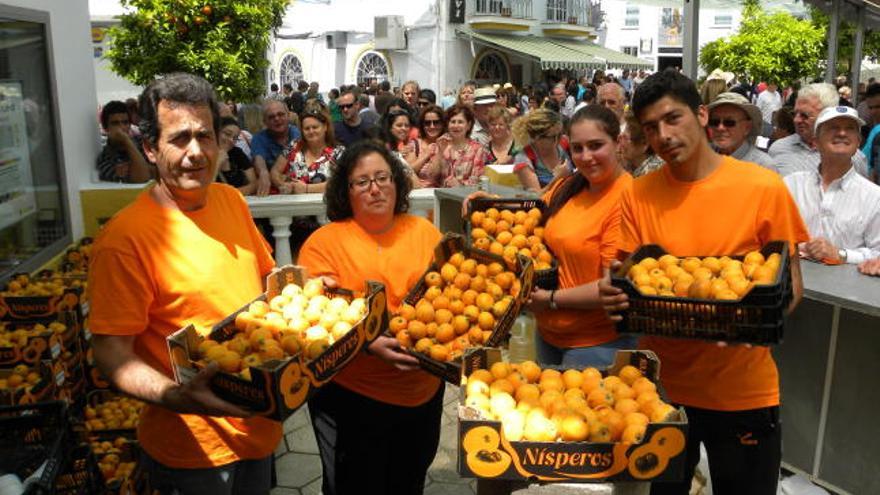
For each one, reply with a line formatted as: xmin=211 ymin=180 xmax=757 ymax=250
xmin=87 ymin=65 xmax=880 ymax=495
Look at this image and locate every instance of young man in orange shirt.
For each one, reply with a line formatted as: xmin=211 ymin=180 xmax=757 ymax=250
xmin=88 ymin=73 xmax=281 ymax=494
xmin=600 ymin=69 xmax=809 ymax=494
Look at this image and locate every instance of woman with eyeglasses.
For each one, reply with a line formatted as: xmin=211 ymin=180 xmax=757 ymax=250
xmin=298 ymin=141 xmax=444 ymax=495
xmin=216 ymin=116 xmax=257 ymax=195
xmin=510 ymin=108 xmax=573 ymax=192
xmin=270 ymin=109 xmax=343 ymax=195
xmin=431 ymin=104 xmax=489 ymax=187
xmin=484 ymin=106 xmax=519 ymax=165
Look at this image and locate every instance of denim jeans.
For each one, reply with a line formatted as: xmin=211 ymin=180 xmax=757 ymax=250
xmin=535 ymin=332 xmax=640 ymax=367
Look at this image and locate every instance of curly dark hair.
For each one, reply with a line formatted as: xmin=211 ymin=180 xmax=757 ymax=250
xmin=100 ymin=100 xmax=129 ymax=130
xmin=381 ymin=110 xmax=413 ymax=149
xmin=324 ymin=141 xmax=412 ymax=221
xmin=138 ymin=72 xmax=220 ymax=148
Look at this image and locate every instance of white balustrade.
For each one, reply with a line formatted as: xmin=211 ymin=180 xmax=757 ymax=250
xmin=246 ymin=188 xmax=440 ymax=265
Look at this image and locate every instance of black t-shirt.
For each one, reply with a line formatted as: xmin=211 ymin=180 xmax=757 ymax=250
xmin=334 ymin=120 xmax=377 ymax=146
xmin=218 ymin=146 xmax=253 ymax=188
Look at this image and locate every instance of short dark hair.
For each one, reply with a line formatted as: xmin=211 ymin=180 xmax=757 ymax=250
xmin=297 ymin=80 xmax=309 ymax=91
xmin=138 ymin=72 xmax=220 ymax=148
xmin=271 ymin=83 xmax=279 ymax=92
xmin=631 ymin=68 xmax=701 ymax=120
xmin=220 ymin=116 xmax=240 ymax=128
xmin=419 ymin=88 xmax=437 ymax=104
xmin=100 ymin=100 xmax=129 ymax=129
xmin=445 ymin=104 xmax=475 ymax=138
xmin=283 ymin=83 xmax=293 ymax=92
xmin=324 ymin=141 xmax=411 ymax=221
xmin=865 ymin=82 xmax=880 ymax=100
xmin=380 ymin=80 xmax=391 ymax=92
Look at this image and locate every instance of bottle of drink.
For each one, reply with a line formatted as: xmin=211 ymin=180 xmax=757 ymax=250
xmin=478 ymin=175 xmax=490 ymax=193
xmin=507 ymin=310 xmax=537 ymax=363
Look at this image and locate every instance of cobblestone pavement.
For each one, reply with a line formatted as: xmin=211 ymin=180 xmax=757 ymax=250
xmin=271 ymin=383 xmax=475 ymax=495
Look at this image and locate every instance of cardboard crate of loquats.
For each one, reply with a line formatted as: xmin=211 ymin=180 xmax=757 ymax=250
xmin=168 ymin=265 xmax=387 ymax=421
xmin=457 ymin=348 xmax=688 ymax=483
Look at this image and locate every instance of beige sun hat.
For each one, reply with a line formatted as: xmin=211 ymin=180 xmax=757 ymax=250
xmin=707 ymin=92 xmax=763 ymax=137
xmin=473 ymin=86 xmax=497 ymax=105
xmin=706 ymin=68 xmax=735 ymax=85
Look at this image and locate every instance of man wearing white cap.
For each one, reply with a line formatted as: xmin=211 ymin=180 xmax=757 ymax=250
xmin=784 ymin=106 xmax=880 ymax=264
xmin=470 ymin=86 xmax=496 ymax=146
xmin=769 ymin=82 xmax=870 ymax=177
xmin=707 ymin=92 xmax=776 ymax=170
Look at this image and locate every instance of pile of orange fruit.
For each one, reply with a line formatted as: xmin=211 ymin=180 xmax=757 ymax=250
xmin=89 ymin=437 xmax=137 ymax=486
xmin=0 ymin=321 xmax=68 ymax=347
xmin=470 ymin=207 xmax=554 ymax=271
xmin=197 ymin=279 xmax=367 ymax=378
xmin=84 ymin=395 xmax=144 ymax=431
xmin=1 ymin=273 xmax=68 ymax=297
xmin=463 ymin=360 xmax=676 ymax=443
xmin=390 ymin=253 xmax=521 ymax=363
xmin=0 ymin=364 xmax=43 ymax=391
xmin=627 ymin=251 xmax=781 ymax=300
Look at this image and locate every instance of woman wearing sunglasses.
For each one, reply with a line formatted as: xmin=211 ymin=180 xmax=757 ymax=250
xmin=408 ymin=104 xmax=446 ymax=187
xmin=298 ymin=141 xmax=444 ymax=495
xmin=511 ymin=108 xmax=573 ymax=192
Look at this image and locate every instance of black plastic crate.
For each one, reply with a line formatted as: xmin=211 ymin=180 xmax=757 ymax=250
xmin=54 ymin=445 xmax=103 ymax=495
xmin=464 ymin=197 xmax=559 ymax=290
xmin=0 ymin=401 xmax=69 ymax=494
xmin=610 ymin=241 xmax=792 ymax=344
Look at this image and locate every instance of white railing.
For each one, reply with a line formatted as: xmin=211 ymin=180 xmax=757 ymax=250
xmin=546 ymin=0 xmax=589 ymax=27
xmin=246 ymin=188 xmax=439 ymax=266
xmin=472 ymin=0 xmax=533 ymax=19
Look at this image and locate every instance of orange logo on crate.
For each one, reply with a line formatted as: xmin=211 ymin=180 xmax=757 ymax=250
xmin=461 ymin=424 xmax=685 ymax=481
xmin=279 ymin=360 xmax=310 ymax=410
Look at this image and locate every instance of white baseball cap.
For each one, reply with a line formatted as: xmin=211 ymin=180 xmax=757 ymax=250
xmin=814 ymin=105 xmax=865 ymax=133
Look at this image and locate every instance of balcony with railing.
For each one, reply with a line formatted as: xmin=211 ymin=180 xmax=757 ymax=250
xmin=542 ymin=0 xmax=596 ymax=37
xmin=467 ymin=0 xmax=535 ymax=32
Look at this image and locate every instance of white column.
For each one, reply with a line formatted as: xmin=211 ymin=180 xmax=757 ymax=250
xmin=682 ymin=0 xmax=700 ymax=80
xmin=269 ymin=215 xmax=293 ymax=266
xmin=851 ymin=5 xmax=865 ymax=105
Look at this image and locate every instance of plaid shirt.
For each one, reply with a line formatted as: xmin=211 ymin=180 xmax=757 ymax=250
xmin=95 ymin=135 xmax=145 ymax=181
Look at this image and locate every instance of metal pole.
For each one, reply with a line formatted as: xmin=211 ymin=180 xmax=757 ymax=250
xmin=825 ymin=0 xmax=840 ymax=83
xmin=851 ymin=4 xmax=865 ymax=105
xmin=682 ymin=0 xmax=700 ymax=79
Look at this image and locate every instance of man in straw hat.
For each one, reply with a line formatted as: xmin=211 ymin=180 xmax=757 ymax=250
xmin=470 ymin=86 xmax=497 ymax=146
xmin=707 ymin=92 xmax=776 ymax=171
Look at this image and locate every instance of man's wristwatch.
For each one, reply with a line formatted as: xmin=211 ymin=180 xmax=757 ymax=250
xmin=838 ymin=248 xmax=848 ymax=263
xmin=549 ymin=290 xmax=558 ymax=310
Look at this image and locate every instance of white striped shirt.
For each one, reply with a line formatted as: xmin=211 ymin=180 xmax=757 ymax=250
xmin=784 ymin=166 xmax=880 ymax=264
xmin=768 ymin=133 xmax=870 ymax=177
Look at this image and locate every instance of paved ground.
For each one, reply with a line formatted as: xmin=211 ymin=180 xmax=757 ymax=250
xmin=271 ymin=383 xmax=475 ymax=495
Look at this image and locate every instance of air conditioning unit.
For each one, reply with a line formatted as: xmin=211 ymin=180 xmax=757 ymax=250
xmin=374 ymin=15 xmax=406 ymax=50
xmin=326 ymin=31 xmax=347 ymax=49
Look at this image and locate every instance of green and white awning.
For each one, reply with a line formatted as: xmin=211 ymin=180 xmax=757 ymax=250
xmin=551 ymin=40 xmax=654 ymax=70
xmin=457 ymin=28 xmax=604 ymax=70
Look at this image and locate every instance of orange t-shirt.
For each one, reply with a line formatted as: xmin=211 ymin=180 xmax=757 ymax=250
xmin=619 ymin=156 xmax=808 ymax=411
xmin=88 ymin=184 xmax=282 ymax=468
xmin=536 ymin=173 xmax=632 ymax=348
xmin=297 ymin=214 xmax=443 ymax=406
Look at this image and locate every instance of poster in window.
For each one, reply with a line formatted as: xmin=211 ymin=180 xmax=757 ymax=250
xmin=450 ymin=0 xmax=466 ymax=24
xmin=0 ymin=81 xmax=37 ymax=231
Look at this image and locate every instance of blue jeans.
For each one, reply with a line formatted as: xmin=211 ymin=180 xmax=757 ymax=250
xmin=535 ymin=332 xmax=640 ymax=368
xmin=141 ymin=451 xmax=272 ymax=495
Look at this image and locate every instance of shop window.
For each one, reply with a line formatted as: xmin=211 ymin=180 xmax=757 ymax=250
xmin=0 ymin=11 xmax=69 ymax=280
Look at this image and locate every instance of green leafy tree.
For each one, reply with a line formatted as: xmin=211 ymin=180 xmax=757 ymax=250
xmin=700 ymin=5 xmax=825 ymax=85
xmin=106 ymin=0 xmax=290 ymax=102
xmin=809 ymin=6 xmax=880 ymax=76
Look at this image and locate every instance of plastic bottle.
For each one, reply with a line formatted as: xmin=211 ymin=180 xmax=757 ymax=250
xmin=507 ymin=310 xmax=537 ymax=363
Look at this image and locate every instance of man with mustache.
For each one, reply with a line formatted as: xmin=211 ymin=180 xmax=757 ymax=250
xmin=769 ymin=82 xmax=869 ymax=177
xmin=783 ymin=106 xmax=880 ymax=265
xmin=88 ymin=73 xmax=281 ymax=494
xmin=600 ymin=68 xmax=808 ymax=495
